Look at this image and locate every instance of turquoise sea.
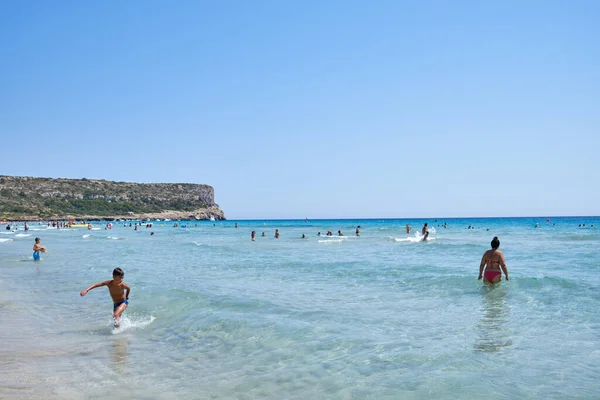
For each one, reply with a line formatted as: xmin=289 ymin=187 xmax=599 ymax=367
xmin=1 ymin=216 xmax=599 ymax=399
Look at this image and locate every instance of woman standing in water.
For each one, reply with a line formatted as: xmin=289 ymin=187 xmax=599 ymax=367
xmin=478 ymin=236 xmax=509 ymax=284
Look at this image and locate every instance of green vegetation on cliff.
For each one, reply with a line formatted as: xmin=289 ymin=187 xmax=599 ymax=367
xmin=0 ymin=176 xmax=223 ymax=220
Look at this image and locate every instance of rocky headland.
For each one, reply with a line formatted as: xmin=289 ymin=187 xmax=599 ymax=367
xmin=0 ymin=176 xmax=226 ymax=221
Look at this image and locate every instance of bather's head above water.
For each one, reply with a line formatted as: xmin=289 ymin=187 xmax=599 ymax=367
xmin=491 ymin=236 xmax=500 ymax=249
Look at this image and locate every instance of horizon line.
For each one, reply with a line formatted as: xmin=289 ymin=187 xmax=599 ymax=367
xmin=226 ymin=215 xmax=599 ymax=221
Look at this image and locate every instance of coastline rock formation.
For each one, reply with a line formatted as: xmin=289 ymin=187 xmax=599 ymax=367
xmin=0 ymin=176 xmax=226 ymax=221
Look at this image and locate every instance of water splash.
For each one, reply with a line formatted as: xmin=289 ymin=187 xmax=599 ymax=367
xmin=111 ymin=315 xmax=156 ymax=334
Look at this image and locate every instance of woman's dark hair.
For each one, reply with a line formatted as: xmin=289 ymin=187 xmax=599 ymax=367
xmin=491 ymin=236 xmax=500 ymax=249
xmin=113 ymin=267 xmax=124 ymax=277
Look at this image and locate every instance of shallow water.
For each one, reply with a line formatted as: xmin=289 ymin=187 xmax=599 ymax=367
xmin=1 ymin=217 xmax=599 ymax=399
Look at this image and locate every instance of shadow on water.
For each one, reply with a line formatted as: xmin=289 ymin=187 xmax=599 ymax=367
xmin=110 ymin=336 xmax=129 ymax=371
xmin=474 ymin=284 xmax=513 ymax=353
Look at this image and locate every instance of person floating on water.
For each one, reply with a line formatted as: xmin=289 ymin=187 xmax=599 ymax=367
xmin=421 ymin=223 xmax=429 ymax=241
xmin=478 ymin=236 xmax=509 ymax=284
xmin=338 ymin=230 xmax=344 ymax=236
xmin=80 ymin=267 xmax=131 ymax=328
xmin=33 ymin=237 xmax=46 ymax=261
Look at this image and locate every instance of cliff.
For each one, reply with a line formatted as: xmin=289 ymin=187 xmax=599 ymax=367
xmin=0 ymin=176 xmax=226 ymax=221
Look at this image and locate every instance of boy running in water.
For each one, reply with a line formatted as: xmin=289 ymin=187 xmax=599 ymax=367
xmin=80 ymin=268 xmax=130 ymax=327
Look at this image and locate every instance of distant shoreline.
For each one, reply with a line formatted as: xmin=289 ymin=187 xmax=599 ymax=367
xmin=0 ymin=206 xmax=226 ymax=222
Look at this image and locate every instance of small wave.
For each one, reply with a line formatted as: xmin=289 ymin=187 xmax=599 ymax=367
xmin=192 ymin=241 xmax=213 ymax=247
xmin=318 ymin=239 xmax=344 ymax=244
xmin=106 ymin=236 xmax=122 ymax=240
xmin=319 ymin=235 xmax=349 ymax=240
xmin=391 ymin=234 xmax=436 ymax=243
xmin=392 ymin=236 xmax=420 ymax=243
xmin=561 ymin=235 xmax=600 ymax=242
xmin=111 ymin=315 xmax=156 ymax=334
xmin=82 ymin=234 xmax=91 ymax=239
xmin=0 ymin=238 xmax=13 ymax=243
xmin=91 ymin=228 xmax=101 ymax=230
xmin=513 ymin=275 xmax=581 ymax=290
xmin=15 ymin=233 xmax=31 ymax=237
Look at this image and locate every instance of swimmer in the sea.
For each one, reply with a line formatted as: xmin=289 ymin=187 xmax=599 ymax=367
xmin=478 ymin=236 xmax=508 ymax=284
xmin=421 ymin=223 xmax=429 ymax=241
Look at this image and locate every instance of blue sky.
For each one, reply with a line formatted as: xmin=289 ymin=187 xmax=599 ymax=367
xmin=1 ymin=0 xmax=598 ymax=219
